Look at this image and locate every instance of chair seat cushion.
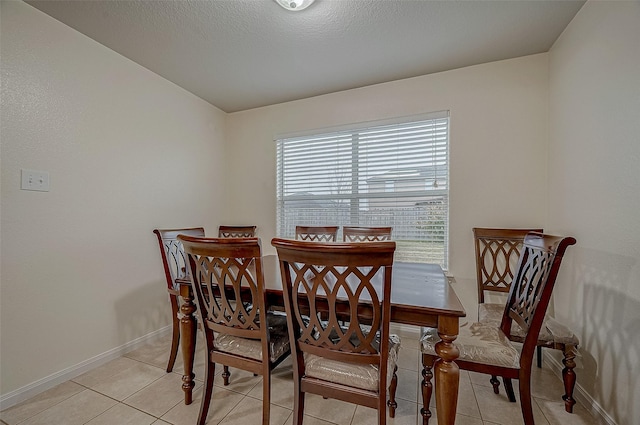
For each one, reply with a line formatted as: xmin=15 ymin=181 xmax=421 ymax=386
xmin=478 ymin=303 xmax=580 ymax=346
xmin=421 ymin=322 xmax=520 ymax=369
xmin=214 ymin=312 xmax=289 ymax=362
xmin=304 ymin=334 xmax=401 ymax=391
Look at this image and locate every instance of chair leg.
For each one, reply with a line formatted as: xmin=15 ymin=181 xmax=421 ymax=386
xmin=167 ymin=309 xmax=181 ymax=373
xmin=262 ymin=372 xmax=271 ymax=425
xmin=561 ymin=345 xmax=578 ymax=413
xmin=503 ymin=378 xmax=516 ymax=402
xmin=378 ymin=387 xmax=387 ymax=425
xmin=387 ymin=365 xmax=398 ymax=418
xmin=222 ymin=365 xmax=231 ymax=385
xmin=490 ymin=375 xmax=501 ymax=394
xmin=420 ymin=355 xmax=434 ymax=425
xmin=197 ymin=361 xmax=216 ymax=425
xmin=536 ymin=346 xmax=543 ymax=368
xmin=292 ymin=383 xmax=305 ymax=425
xmin=518 ymin=370 xmax=534 ymax=425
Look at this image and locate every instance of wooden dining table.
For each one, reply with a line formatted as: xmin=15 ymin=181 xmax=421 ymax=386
xmin=178 ymin=254 xmax=466 ymax=425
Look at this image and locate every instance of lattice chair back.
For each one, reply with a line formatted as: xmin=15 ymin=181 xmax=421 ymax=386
xmin=179 ymin=236 xmax=290 ymax=425
xmin=272 ymin=237 xmax=398 ymax=420
xmin=152 ymin=227 xmax=205 ymax=373
xmin=218 ymin=225 xmax=257 ymax=238
xmin=294 ymin=226 xmax=339 ymax=242
xmin=501 ymin=233 xmax=576 ymax=360
xmin=343 ymin=226 xmax=393 ymax=242
xmin=179 ymin=236 xmax=267 ymax=341
xmin=154 ymin=227 xmax=206 ymax=292
xmin=473 ymin=228 xmax=543 ymax=303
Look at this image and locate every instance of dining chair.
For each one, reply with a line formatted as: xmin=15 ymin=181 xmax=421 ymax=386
xmin=473 ymin=227 xmax=580 ymax=412
xmin=153 ymin=227 xmax=205 ymax=373
xmin=420 ymin=232 xmax=576 ymax=425
xmin=294 ymin=225 xmax=339 ymax=242
xmin=179 ymin=236 xmax=290 ymax=425
xmin=343 ymin=226 xmax=393 ymax=242
xmin=218 ymin=225 xmax=257 ymax=238
xmin=272 ymin=238 xmax=400 ymax=425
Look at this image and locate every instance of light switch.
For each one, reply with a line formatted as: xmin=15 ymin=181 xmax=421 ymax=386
xmin=21 ymin=169 xmax=50 ymax=192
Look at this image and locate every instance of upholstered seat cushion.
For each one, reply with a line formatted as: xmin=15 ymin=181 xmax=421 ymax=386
xmin=421 ymin=322 xmax=520 ymax=369
xmin=214 ymin=312 xmax=289 ymax=362
xmin=478 ymin=303 xmax=580 ymax=346
xmin=304 ymin=334 xmax=401 ymax=391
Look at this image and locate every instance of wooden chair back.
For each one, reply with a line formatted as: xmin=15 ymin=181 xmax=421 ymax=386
xmin=343 ymin=226 xmax=393 ymax=242
xmin=420 ymin=232 xmax=575 ymax=425
xmin=179 ymin=236 xmax=267 ymax=342
xmin=294 ymin=225 xmax=338 ymax=242
xmin=272 ymin=237 xmax=396 ymax=416
xmin=179 ymin=236 xmax=290 ymax=425
xmin=473 ymin=228 xmax=543 ymax=303
xmin=501 ymin=233 xmax=576 ymax=362
xmin=218 ymin=225 xmax=257 ymax=238
xmin=152 ymin=227 xmax=205 ymax=373
xmin=153 ymin=227 xmax=205 ymax=292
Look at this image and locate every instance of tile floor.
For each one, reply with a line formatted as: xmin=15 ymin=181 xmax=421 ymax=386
xmin=1 ymin=324 xmax=601 ymax=425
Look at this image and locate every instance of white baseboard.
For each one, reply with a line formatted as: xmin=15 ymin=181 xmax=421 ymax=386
xmin=0 ymin=326 xmax=171 ymax=411
xmin=543 ymin=352 xmax=617 ymax=425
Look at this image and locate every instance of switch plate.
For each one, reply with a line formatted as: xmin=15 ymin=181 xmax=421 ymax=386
xmin=21 ymin=169 xmax=50 ymax=192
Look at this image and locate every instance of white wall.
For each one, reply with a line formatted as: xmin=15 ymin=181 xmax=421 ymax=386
xmin=548 ymin=2 xmax=640 ymax=424
xmin=225 ymin=54 xmax=550 ymax=280
xmin=0 ymin=1 xmax=227 ymax=396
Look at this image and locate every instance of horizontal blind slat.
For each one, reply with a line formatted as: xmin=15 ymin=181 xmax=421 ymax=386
xmin=276 ymin=114 xmax=449 ymax=269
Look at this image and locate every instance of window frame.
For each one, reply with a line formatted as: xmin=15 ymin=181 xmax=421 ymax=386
xmin=275 ymin=111 xmax=450 ymax=269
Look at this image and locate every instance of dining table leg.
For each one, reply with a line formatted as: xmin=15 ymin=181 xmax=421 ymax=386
xmin=179 ymin=282 xmax=196 ymax=405
xmin=434 ymin=316 xmax=460 ymax=425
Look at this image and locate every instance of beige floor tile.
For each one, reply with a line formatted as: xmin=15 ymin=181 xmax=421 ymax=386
xmin=85 ymin=403 xmax=156 ymax=425
xmin=397 ymin=347 xmax=420 ymax=372
xmin=217 ymin=396 xmax=291 ymax=425
xmin=246 ymin=374 xmax=295 ymax=410
xmin=73 ymin=357 xmax=166 ymax=401
xmin=0 ymin=381 xmax=84 ymax=425
xmin=467 ymin=371 xmax=495 ymax=388
xmin=17 ymin=390 xmax=117 ymax=425
xmin=125 ymin=372 xmax=201 ymax=417
xmin=351 ymin=400 xmax=419 ymax=425
xmin=530 ymin=366 xmax=568 ymax=402
xmin=212 ymin=367 xmax=262 ymax=395
xmin=300 ymin=393 xmax=357 ymax=425
xmin=152 ymin=421 xmax=172 ymax=425
xmin=283 ymin=412 xmax=337 ymax=425
xmin=124 ymin=333 xmax=176 ymax=370
xmin=456 ymin=377 xmax=481 ymax=418
xmin=396 ymin=367 xmax=421 ymax=403
xmin=422 ymin=373 xmax=480 ymax=419
xmin=473 ymin=384 xmax=549 ymax=425
xmin=161 ymin=385 xmax=244 ymax=425
xmin=535 ymin=398 xmax=600 ymax=425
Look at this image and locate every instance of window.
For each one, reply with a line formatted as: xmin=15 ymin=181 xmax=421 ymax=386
xmin=276 ymin=111 xmax=449 ymax=268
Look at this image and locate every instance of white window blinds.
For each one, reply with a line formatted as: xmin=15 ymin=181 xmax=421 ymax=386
xmin=276 ymin=112 xmax=449 ymax=268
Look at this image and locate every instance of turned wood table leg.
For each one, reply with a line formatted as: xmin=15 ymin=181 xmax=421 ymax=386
xmin=434 ymin=316 xmax=460 ymax=425
xmin=179 ymin=282 xmax=196 ymax=405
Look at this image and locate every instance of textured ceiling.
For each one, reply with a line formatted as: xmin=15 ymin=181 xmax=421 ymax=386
xmin=26 ymin=0 xmax=585 ymax=113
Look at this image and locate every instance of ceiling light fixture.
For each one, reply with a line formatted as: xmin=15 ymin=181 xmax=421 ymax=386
xmin=274 ymin=0 xmax=316 ymax=11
